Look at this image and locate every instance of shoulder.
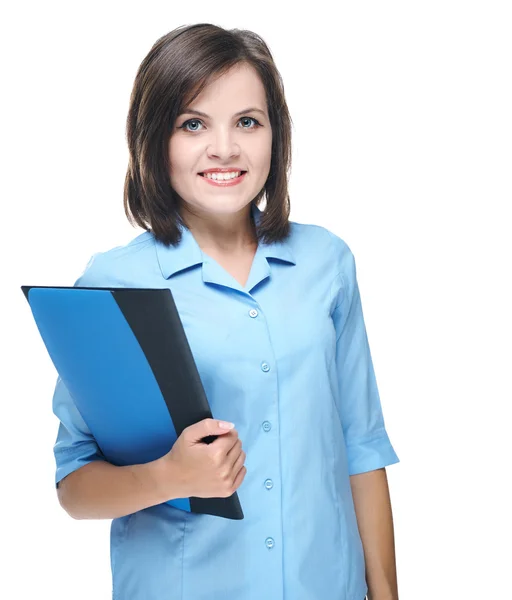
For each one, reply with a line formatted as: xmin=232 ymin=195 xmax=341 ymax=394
xmin=74 ymin=231 xmax=155 ymax=286
xmin=288 ymin=217 xmax=355 ymax=272
xmin=287 ymin=218 xmax=358 ymax=310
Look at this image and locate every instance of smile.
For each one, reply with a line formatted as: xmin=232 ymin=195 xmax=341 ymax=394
xmin=198 ymin=172 xmax=247 ymax=187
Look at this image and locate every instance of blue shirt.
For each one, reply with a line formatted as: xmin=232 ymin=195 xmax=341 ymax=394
xmin=52 ymin=202 xmax=399 ymax=600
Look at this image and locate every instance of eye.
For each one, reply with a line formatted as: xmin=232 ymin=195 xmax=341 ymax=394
xmin=178 ymin=116 xmax=262 ymax=133
xmin=239 ymin=117 xmax=261 ymax=129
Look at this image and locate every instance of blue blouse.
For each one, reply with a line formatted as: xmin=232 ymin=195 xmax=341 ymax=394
xmin=52 ymin=202 xmax=399 ymax=600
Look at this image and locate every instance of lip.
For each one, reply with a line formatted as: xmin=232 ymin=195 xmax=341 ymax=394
xmin=200 ymin=168 xmax=246 ymax=174
xmin=198 ymin=171 xmax=247 ymax=187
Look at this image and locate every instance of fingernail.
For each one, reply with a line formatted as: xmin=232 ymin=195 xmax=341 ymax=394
xmin=219 ymin=421 xmax=235 ymax=429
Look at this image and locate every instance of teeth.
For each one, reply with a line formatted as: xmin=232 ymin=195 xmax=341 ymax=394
xmin=203 ymin=171 xmax=241 ymax=180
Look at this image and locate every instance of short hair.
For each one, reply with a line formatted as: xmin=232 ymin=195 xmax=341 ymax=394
xmin=123 ymin=23 xmax=294 ymax=247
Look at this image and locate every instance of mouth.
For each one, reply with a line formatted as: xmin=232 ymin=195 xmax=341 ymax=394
xmin=198 ymin=171 xmax=247 ymax=187
xmin=198 ymin=170 xmax=247 ymax=177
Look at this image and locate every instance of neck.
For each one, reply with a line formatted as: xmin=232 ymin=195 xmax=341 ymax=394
xmin=179 ymin=202 xmax=257 ymax=254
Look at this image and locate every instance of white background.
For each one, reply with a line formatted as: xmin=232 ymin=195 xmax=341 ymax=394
xmin=2 ymin=1 xmax=511 ymax=598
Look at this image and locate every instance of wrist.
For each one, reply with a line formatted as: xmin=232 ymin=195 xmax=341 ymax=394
xmin=149 ymin=455 xmax=187 ymax=502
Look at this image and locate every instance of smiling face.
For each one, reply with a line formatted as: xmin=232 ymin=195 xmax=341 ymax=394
xmin=168 ymin=63 xmax=272 ymax=221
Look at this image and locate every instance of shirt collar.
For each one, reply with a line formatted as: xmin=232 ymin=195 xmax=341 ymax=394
xmin=155 ymin=203 xmax=296 ymax=280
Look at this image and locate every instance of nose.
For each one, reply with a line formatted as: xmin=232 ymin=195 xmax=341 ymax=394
xmin=207 ymin=128 xmax=241 ymax=161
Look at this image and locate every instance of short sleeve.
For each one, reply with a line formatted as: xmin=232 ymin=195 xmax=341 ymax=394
xmin=329 ymin=234 xmax=400 ymax=476
xmin=53 ymin=375 xmax=106 ymax=487
xmin=52 ymin=254 xmax=106 ymax=487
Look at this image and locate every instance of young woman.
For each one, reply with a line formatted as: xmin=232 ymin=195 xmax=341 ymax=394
xmin=53 ymin=23 xmax=400 ymax=600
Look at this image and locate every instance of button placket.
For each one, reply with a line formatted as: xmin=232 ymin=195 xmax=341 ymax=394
xmin=249 ymin=303 xmax=279 ymax=564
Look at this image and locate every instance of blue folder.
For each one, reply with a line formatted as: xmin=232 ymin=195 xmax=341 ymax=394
xmin=21 ymin=285 xmax=244 ymax=520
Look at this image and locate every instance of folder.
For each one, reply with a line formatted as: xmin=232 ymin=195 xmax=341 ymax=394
xmin=21 ymin=285 xmax=244 ymax=520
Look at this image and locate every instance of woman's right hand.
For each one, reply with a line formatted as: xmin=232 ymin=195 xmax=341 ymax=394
xmin=159 ymin=418 xmax=247 ymax=499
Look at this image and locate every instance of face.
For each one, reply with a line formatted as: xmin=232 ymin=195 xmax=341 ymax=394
xmin=168 ymin=63 xmax=272 ymax=221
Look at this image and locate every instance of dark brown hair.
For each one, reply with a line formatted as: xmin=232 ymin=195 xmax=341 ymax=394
xmin=123 ymin=23 xmax=294 ymax=247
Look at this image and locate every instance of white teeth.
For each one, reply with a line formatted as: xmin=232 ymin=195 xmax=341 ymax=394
xmin=203 ymin=171 xmax=241 ymax=180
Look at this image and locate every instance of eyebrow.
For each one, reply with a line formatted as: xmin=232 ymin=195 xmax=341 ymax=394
xmin=178 ymin=107 xmax=266 ymax=118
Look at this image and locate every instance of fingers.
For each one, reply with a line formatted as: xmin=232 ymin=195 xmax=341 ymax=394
xmin=231 ymin=463 xmax=247 ymax=491
xmin=209 ymin=428 xmax=239 ymax=454
xmin=209 ymin=430 xmax=246 ymax=485
xmin=226 ymin=437 xmax=244 ymax=464
xmin=230 ymin=446 xmax=246 ymax=475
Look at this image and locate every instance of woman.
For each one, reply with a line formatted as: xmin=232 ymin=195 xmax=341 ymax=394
xmin=53 ymin=23 xmax=400 ymax=600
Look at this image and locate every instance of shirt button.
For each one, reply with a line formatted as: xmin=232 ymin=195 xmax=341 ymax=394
xmin=264 ymin=479 xmax=273 ymax=490
xmin=265 ymin=537 xmax=275 ymax=549
xmin=261 ymin=362 xmax=270 ymax=372
xmin=249 ymin=309 xmax=258 ymax=318
xmin=262 ymin=421 xmax=271 ymax=432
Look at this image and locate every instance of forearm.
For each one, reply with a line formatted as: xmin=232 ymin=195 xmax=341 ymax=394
xmin=57 ymin=457 xmax=183 ymax=520
xmin=350 ymin=467 xmax=398 ymax=600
